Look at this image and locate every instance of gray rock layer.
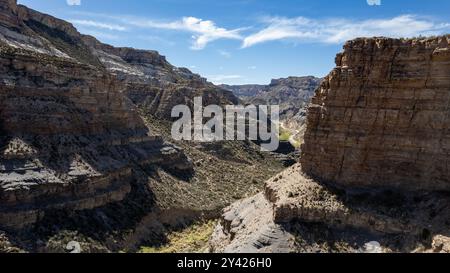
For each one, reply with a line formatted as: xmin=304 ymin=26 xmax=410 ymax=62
xmin=0 ymin=0 xmax=193 ymax=230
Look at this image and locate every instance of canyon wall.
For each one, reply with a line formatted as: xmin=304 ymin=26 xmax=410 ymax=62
xmin=0 ymin=0 xmax=193 ymax=230
xmin=301 ymin=36 xmax=450 ymax=192
xmin=0 ymin=2 xmax=274 ymax=245
xmin=210 ymin=36 xmax=450 ymax=253
xmin=82 ymin=35 xmax=238 ymax=119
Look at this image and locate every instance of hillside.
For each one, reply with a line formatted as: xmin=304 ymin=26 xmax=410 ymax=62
xmin=0 ymin=0 xmax=285 ymax=252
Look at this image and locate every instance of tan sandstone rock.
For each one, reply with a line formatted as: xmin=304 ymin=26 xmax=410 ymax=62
xmin=301 ymin=36 xmax=450 ymax=192
xmin=210 ymin=36 xmax=450 ymax=253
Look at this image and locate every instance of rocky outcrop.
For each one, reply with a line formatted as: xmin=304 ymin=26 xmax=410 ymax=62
xmin=0 ymin=0 xmax=18 ymax=28
xmin=210 ymin=36 xmax=450 ymax=253
xmin=211 ymin=163 xmax=450 ymax=253
xmin=0 ymin=1 xmax=193 ymax=230
xmin=82 ymin=35 xmax=238 ymax=119
xmin=302 ymin=36 xmax=450 ymax=192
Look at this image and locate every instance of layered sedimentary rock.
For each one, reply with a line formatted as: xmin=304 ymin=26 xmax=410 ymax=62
xmin=0 ymin=1 xmax=192 ymax=230
xmin=210 ymin=36 xmax=450 ymax=253
xmin=0 ymin=0 xmax=18 ymax=28
xmin=211 ymin=164 xmax=450 ymax=253
xmin=302 ymin=36 xmax=450 ymax=192
xmin=82 ymin=35 xmax=238 ymax=119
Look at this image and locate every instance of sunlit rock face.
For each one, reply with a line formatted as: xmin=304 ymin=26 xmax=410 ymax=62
xmin=210 ymin=36 xmax=450 ymax=254
xmin=301 ymin=36 xmax=450 ymax=192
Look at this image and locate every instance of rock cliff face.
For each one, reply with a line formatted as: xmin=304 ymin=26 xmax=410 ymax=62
xmin=210 ymin=36 xmax=450 ymax=253
xmin=0 ymin=1 xmax=193 ymax=230
xmin=302 ymin=36 xmax=450 ymax=192
xmin=82 ymin=36 xmax=238 ymax=119
xmin=0 ymin=0 xmax=18 ymax=28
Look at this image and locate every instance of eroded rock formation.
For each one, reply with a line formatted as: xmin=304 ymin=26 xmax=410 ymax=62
xmin=0 ymin=1 xmax=193 ymax=230
xmin=82 ymin=35 xmax=238 ymax=119
xmin=302 ymin=36 xmax=450 ymax=192
xmin=210 ymin=35 xmax=450 ymax=253
xmin=0 ymin=1 xmax=285 ymax=253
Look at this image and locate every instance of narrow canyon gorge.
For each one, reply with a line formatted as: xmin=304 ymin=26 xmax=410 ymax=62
xmin=0 ymin=0 xmax=449 ymax=253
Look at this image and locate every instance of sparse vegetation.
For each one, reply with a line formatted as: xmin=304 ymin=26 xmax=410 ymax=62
xmin=279 ymin=127 xmax=292 ymax=142
xmin=139 ymin=221 xmax=217 ymax=253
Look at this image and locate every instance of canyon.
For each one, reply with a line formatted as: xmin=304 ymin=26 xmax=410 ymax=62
xmin=210 ymin=35 xmax=450 ymax=253
xmin=1 ymin=0 xmax=449 ymax=254
xmin=222 ymin=76 xmax=322 ymax=145
xmin=0 ymin=0 xmax=284 ymax=252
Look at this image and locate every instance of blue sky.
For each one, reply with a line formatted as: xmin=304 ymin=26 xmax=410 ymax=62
xmin=18 ymin=0 xmax=450 ymax=85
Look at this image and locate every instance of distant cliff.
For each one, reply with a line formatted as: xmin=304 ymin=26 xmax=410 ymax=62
xmin=222 ymin=76 xmax=322 ymax=132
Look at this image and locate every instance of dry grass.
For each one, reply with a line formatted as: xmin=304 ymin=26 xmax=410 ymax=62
xmin=139 ymin=221 xmax=217 ymax=253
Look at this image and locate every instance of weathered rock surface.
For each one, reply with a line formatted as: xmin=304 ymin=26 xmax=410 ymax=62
xmin=82 ymin=35 xmax=238 ymax=119
xmin=302 ymin=36 xmax=450 ymax=192
xmin=0 ymin=2 xmax=285 ymax=253
xmin=211 ymin=164 xmax=450 ymax=253
xmin=0 ymin=1 xmax=193 ymax=230
xmin=209 ymin=192 xmax=296 ymax=253
xmin=210 ymin=36 xmax=450 ymax=253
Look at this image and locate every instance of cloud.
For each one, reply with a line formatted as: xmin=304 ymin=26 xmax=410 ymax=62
xmin=208 ymin=74 xmax=242 ymax=84
xmin=70 ymin=20 xmax=127 ymax=31
xmin=79 ymin=30 xmax=120 ymax=41
xmin=126 ymin=16 xmax=243 ymax=50
xmin=242 ymin=15 xmax=450 ymax=48
xmin=67 ymin=0 xmax=81 ymax=6
xmin=367 ymin=0 xmax=381 ymax=6
xmin=218 ymin=50 xmax=231 ymax=58
xmin=248 ymin=66 xmax=257 ymax=70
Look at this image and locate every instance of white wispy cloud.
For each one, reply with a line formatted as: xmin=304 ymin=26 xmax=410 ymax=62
xmin=218 ymin=50 xmax=231 ymax=58
xmin=242 ymin=15 xmax=450 ymax=48
xmin=66 ymin=10 xmax=449 ymax=50
xmin=67 ymin=0 xmax=81 ymax=6
xmin=367 ymin=0 xmax=381 ymax=6
xmin=208 ymin=74 xmax=242 ymax=84
xmin=70 ymin=20 xmax=127 ymax=31
xmin=125 ymin=16 xmax=243 ymax=50
xmin=79 ymin=30 xmax=120 ymax=41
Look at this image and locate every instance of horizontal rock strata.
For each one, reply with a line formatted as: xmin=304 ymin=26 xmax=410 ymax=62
xmin=211 ymin=36 xmax=450 ymax=253
xmin=301 ymin=36 xmax=450 ymax=192
xmin=210 ymin=164 xmax=450 ymax=253
xmin=0 ymin=1 xmax=193 ymax=230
